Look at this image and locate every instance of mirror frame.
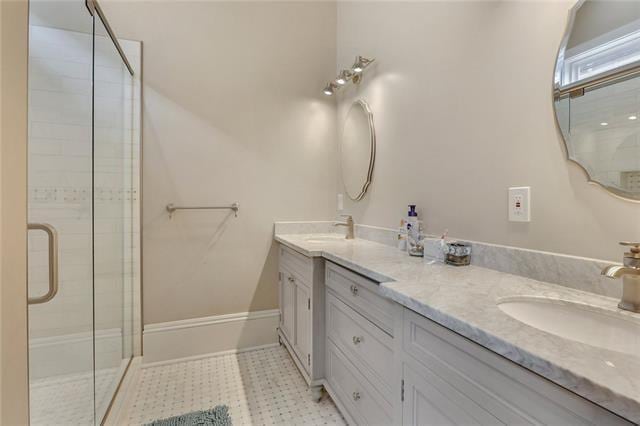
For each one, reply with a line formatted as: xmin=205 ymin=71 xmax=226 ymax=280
xmin=341 ymin=99 xmax=376 ymax=201
xmin=553 ymin=0 xmax=640 ymax=202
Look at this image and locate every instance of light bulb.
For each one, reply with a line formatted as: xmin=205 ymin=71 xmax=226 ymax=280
xmin=322 ymin=82 xmax=336 ymax=96
xmin=336 ymin=70 xmax=352 ymax=86
xmin=352 ymin=56 xmax=374 ymax=73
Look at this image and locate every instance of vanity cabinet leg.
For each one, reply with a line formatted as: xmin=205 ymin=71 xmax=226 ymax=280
xmin=310 ymin=385 xmax=323 ymax=402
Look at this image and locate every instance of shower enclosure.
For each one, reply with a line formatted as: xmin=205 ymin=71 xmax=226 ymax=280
xmin=27 ymin=0 xmax=141 ymax=424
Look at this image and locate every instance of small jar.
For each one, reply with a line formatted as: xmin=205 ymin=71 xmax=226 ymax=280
xmin=444 ymin=241 xmax=471 ymax=266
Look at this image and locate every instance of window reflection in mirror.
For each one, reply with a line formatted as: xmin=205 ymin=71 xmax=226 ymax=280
xmin=554 ymin=0 xmax=640 ymax=201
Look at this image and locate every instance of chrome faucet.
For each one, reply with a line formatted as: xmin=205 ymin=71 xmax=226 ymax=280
xmin=602 ymin=242 xmax=640 ymax=313
xmin=334 ymin=215 xmax=354 ymax=240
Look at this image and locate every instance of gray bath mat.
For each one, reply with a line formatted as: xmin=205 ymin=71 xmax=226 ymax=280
xmin=144 ymin=405 xmax=232 ymax=426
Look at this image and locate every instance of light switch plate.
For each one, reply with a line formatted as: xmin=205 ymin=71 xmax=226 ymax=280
xmin=508 ymin=187 xmax=531 ymax=222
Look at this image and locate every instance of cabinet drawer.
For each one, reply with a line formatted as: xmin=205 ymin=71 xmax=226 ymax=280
xmin=325 ymin=261 xmax=394 ymax=335
xmin=280 ymin=245 xmax=313 ymax=285
xmin=403 ymin=308 xmax=632 ymax=425
xmin=326 ymin=340 xmax=393 ymax=426
xmin=326 ymin=291 xmax=394 ymax=402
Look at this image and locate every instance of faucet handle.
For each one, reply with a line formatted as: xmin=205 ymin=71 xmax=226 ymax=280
xmin=620 ymin=242 xmax=640 ymax=255
xmin=620 ymin=241 xmax=640 ymax=259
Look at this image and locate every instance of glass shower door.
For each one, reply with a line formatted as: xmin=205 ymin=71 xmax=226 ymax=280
xmin=27 ymin=1 xmax=136 ymax=424
xmin=27 ymin=1 xmax=95 ymax=424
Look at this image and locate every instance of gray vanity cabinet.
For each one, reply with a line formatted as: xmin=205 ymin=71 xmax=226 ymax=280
xmin=278 ymin=245 xmax=325 ymax=397
xmin=322 ymin=260 xmax=631 ymax=426
xmin=277 ymin=241 xmax=633 ymax=425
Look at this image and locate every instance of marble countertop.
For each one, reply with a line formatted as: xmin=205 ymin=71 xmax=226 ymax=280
xmin=275 ymin=233 xmax=640 ymax=423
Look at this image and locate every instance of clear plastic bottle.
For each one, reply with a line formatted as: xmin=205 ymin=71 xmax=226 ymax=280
xmin=408 ymin=220 xmax=425 ymax=257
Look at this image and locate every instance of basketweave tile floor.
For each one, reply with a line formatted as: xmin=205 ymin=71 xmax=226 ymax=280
xmin=125 ymin=345 xmax=346 ymax=425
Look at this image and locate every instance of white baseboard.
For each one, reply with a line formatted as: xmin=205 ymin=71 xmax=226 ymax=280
xmin=142 ymin=343 xmax=281 ymax=369
xmin=142 ymin=309 xmax=280 ymax=363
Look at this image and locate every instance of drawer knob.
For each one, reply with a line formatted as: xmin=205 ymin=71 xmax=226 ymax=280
xmin=352 ymin=336 xmax=363 ymax=345
xmin=350 ymin=284 xmax=359 ymax=295
xmin=352 ymin=391 xmax=361 ymax=401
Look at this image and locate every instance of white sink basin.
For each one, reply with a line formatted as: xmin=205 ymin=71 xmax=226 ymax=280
xmin=497 ymin=296 xmax=640 ymax=356
xmin=304 ymin=235 xmax=348 ymax=244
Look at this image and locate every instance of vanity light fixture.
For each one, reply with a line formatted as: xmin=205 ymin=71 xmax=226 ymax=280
xmin=322 ymin=55 xmax=375 ymax=96
xmin=629 ymin=115 xmax=638 ymax=120
xmin=600 ymin=122 xmax=609 ymax=126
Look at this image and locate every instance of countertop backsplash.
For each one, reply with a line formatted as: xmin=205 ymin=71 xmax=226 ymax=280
xmin=275 ymin=221 xmax=623 ymax=299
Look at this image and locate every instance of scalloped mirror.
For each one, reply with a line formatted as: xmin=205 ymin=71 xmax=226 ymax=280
xmin=554 ymin=0 xmax=640 ymax=201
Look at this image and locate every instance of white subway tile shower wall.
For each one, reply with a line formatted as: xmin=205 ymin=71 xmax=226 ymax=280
xmin=27 ymin=25 xmax=141 ymax=385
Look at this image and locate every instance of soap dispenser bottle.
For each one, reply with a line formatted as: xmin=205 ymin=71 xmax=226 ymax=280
xmin=406 ymin=205 xmax=419 ymax=244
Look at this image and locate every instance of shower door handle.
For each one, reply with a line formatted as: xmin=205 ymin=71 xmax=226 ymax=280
xmin=28 ymin=223 xmax=59 ymax=305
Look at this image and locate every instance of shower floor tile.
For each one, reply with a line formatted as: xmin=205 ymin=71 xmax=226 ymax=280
xmin=124 ymin=346 xmax=346 ymax=425
xmin=30 ymin=365 xmax=122 ymax=426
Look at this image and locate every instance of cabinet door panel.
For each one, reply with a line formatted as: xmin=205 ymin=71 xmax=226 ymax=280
xmin=402 ymin=308 xmax=631 ymax=425
xmin=403 ymin=362 xmax=500 ymax=426
xmin=280 ymin=271 xmax=295 ymax=342
xmin=295 ymin=282 xmax=311 ymax=372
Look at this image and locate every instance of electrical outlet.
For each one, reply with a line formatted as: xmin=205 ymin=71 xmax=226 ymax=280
xmin=509 ymin=187 xmax=531 ymax=222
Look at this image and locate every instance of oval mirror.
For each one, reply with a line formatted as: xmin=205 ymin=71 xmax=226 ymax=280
xmin=554 ymin=0 xmax=640 ymax=201
xmin=341 ymin=100 xmax=376 ymax=201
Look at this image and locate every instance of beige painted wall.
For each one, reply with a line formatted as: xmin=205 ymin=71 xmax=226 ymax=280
xmin=337 ymin=1 xmax=640 ymax=262
xmin=102 ymin=1 xmax=338 ymax=324
xmin=99 ymin=0 xmax=640 ymax=329
xmin=0 ymin=0 xmax=29 ymax=423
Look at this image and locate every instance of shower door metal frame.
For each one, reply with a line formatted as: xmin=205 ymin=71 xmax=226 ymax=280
xmin=87 ymin=0 xmax=139 ymax=422
xmin=85 ymin=0 xmax=134 ymax=76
